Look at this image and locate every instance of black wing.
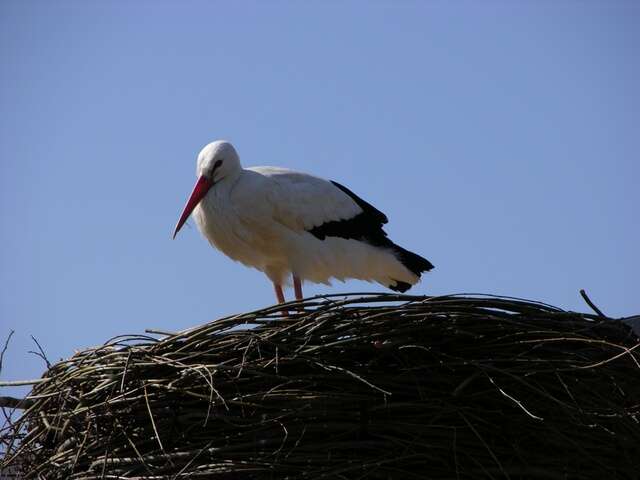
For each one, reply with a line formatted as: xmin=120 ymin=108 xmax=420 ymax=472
xmin=308 ymin=181 xmax=434 ymax=285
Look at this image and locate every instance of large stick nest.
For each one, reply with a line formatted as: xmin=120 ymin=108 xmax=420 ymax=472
xmin=2 ymin=294 xmax=640 ymax=479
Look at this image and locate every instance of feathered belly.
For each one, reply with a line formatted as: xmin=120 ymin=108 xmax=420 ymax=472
xmin=193 ymin=201 xmax=287 ymax=272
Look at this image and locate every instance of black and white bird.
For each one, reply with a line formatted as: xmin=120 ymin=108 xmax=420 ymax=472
xmin=173 ymin=140 xmax=434 ymax=304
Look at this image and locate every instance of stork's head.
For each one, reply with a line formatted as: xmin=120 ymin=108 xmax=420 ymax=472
xmin=173 ymin=140 xmax=241 ymax=239
xmin=196 ymin=140 xmax=241 ymax=181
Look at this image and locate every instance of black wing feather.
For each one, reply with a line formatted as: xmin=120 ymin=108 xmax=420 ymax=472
xmin=308 ymin=181 xmax=387 ymax=242
xmin=308 ymin=181 xmax=434 ymax=282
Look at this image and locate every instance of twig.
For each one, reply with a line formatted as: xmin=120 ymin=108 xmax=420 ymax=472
xmin=144 ymin=384 xmax=165 ymax=453
xmin=0 ymin=396 xmax=34 ymax=409
xmin=28 ymin=335 xmax=51 ymax=368
xmin=0 ymin=378 xmax=48 ymax=386
xmin=145 ymin=328 xmax=178 ymax=337
xmin=579 ymin=289 xmax=606 ymax=317
xmin=0 ymin=330 xmax=14 ymax=374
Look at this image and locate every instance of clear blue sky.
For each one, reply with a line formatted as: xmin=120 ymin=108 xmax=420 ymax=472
xmin=1 ymin=1 xmax=638 ymax=392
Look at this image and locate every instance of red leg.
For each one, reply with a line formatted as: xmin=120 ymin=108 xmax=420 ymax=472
xmin=273 ymin=283 xmax=289 ymax=316
xmin=273 ymin=283 xmax=285 ymax=304
xmin=293 ymin=275 xmax=303 ymax=301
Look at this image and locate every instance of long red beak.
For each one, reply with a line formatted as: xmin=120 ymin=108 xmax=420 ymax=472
xmin=173 ymin=175 xmax=213 ymax=239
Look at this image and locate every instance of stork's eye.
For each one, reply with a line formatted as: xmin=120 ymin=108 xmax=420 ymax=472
xmin=211 ymin=159 xmax=223 ymax=175
xmin=214 ymin=159 xmax=223 ymax=169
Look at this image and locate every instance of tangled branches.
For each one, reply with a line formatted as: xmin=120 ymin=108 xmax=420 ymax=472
xmin=2 ymin=293 xmax=639 ymax=479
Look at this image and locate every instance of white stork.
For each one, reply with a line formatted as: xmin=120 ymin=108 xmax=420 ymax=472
xmin=173 ymin=140 xmax=434 ymax=304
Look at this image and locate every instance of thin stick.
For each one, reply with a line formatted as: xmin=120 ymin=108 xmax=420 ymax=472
xmin=144 ymin=385 xmax=165 ymax=453
xmin=29 ymin=335 xmax=51 ymax=368
xmin=0 ymin=330 xmax=14 ymax=374
xmin=0 ymin=396 xmax=34 ymax=409
xmin=0 ymin=379 xmax=48 ymax=386
xmin=579 ymin=289 xmax=606 ymax=317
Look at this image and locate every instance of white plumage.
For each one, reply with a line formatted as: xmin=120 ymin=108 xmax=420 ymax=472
xmin=174 ymin=140 xmax=433 ymax=303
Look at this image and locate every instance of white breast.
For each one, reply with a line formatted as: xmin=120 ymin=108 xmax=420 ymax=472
xmin=193 ymin=174 xmax=289 ymax=277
